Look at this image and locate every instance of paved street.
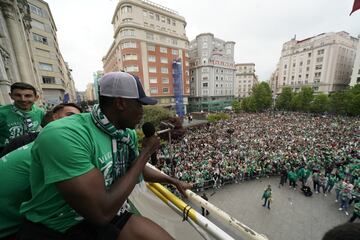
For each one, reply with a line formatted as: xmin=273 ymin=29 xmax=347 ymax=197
xmin=199 ymin=177 xmax=350 ymax=240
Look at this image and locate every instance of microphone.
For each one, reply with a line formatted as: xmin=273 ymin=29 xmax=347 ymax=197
xmin=142 ymin=122 xmax=157 ymax=165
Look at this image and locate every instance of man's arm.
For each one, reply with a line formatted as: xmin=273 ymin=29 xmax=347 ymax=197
xmin=143 ymin=165 xmax=193 ymax=197
xmin=56 ymin=135 xmax=159 ymax=226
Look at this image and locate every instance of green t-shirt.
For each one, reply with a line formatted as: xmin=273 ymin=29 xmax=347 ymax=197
xmin=20 ymin=113 xmax=138 ymax=233
xmin=0 ymin=142 xmax=33 ymax=238
xmin=0 ymin=104 xmax=44 ymax=148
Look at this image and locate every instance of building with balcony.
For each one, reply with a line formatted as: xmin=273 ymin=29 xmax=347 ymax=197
xmin=28 ymin=0 xmax=76 ymax=106
xmin=350 ymin=35 xmax=360 ymax=86
xmin=234 ymin=63 xmax=258 ymax=99
xmin=102 ymin=0 xmax=190 ymax=113
xmin=188 ymin=33 xmax=235 ymax=112
xmin=0 ymin=0 xmax=40 ymax=105
xmin=275 ymin=31 xmax=358 ymax=94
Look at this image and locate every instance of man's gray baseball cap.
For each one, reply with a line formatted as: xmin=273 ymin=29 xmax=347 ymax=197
xmin=99 ymin=72 xmax=157 ymax=105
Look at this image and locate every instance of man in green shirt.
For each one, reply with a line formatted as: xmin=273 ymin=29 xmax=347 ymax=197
xmin=262 ymin=185 xmax=272 ymax=209
xmin=0 ymin=103 xmax=82 ymax=239
xmin=18 ymin=72 xmax=192 ymax=240
xmin=349 ymin=201 xmax=360 ymax=222
xmin=0 ymin=82 xmax=44 ymax=153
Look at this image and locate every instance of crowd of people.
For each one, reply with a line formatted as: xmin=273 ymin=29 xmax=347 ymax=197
xmin=156 ymin=112 xmax=359 ymax=221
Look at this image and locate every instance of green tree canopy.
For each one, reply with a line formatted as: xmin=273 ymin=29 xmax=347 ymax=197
xmin=310 ymin=93 xmax=330 ymax=113
xmin=143 ymin=105 xmax=174 ymax=127
xmin=251 ymin=82 xmax=272 ymax=112
xmin=275 ymin=87 xmax=293 ymax=111
xmin=207 ymin=112 xmax=230 ymax=122
xmin=231 ymin=100 xmax=241 ymax=113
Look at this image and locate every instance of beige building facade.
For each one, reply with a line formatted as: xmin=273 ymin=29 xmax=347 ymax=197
xmin=28 ymin=0 xmax=76 ymax=106
xmin=102 ymin=0 xmax=190 ymax=109
xmin=350 ymin=37 xmax=360 ymax=86
xmin=85 ymin=82 xmax=95 ymax=102
xmin=234 ymin=63 xmax=258 ymax=98
xmin=275 ymin=31 xmax=358 ymax=94
xmin=0 ymin=0 xmax=76 ymax=106
xmin=0 ymin=0 xmax=40 ymax=105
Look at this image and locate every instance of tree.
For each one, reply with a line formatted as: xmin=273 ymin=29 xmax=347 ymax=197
xmin=296 ymin=86 xmax=314 ymax=112
xmin=310 ymin=93 xmax=330 ymax=113
xmin=231 ymin=100 xmax=241 ymax=113
xmin=143 ymin=105 xmax=174 ymax=127
xmin=250 ymin=82 xmax=272 ymax=112
xmin=207 ymin=112 xmax=230 ymax=122
xmin=275 ymin=87 xmax=293 ymax=111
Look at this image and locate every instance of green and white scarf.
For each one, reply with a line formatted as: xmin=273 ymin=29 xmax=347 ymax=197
xmin=11 ymin=105 xmax=35 ymax=134
xmin=91 ymin=104 xmax=139 ymax=181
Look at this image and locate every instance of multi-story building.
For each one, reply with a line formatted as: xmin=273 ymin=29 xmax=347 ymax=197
xmin=269 ymin=64 xmax=280 ymax=96
xmin=275 ymin=31 xmax=358 ymax=94
xmin=85 ymin=83 xmax=95 ymax=102
xmin=102 ymin=0 xmax=190 ymax=113
xmin=188 ymin=33 xmax=235 ymax=112
xmin=350 ymin=35 xmax=360 ymax=86
xmin=0 ymin=0 xmax=40 ymax=105
xmin=234 ymin=63 xmax=258 ymax=99
xmin=28 ymin=0 xmax=76 ymax=106
xmin=92 ymin=70 xmax=103 ymax=101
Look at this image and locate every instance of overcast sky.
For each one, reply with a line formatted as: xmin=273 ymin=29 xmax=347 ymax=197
xmin=46 ymin=0 xmax=360 ymax=91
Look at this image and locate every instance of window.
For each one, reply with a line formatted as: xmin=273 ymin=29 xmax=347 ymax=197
xmin=316 ymin=57 xmax=323 ymax=63
xmin=162 ymin=88 xmax=169 ymax=93
xmin=284 ymin=64 xmax=287 ymax=69
xmin=172 ymin=49 xmax=178 ymax=55
xmin=149 ymin=12 xmax=154 ymax=19
xmin=162 ymin=78 xmax=169 ymax=84
xmin=146 ymin=32 xmax=154 ymax=40
xmin=161 ymin=16 xmax=165 ymax=23
xmin=317 ymin=49 xmax=325 ymax=55
xmin=160 ymin=57 xmax=168 ymax=63
xmin=42 ymin=76 xmax=55 ymax=84
xmin=171 ymin=38 xmax=178 ymax=45
xmin=160 ymin=47 xmax=167 ymax=53
xmin=314 ymin=72 xmax=321 ymax=78
xmin=29 ymin=3 xmax=43 ymax=16
xmin=307 ymin=60 xmax=311 ymax=64
xmin=161 ymin=67 xmax=168 ymax=74
xmin=148 ymin=55 xmax=156 ymax=62
xmin=124 ymin=65 xmax=139 ymax=72
xmin=121 ymin=5 xmax=132 ymax=13
xmin=150 ymin=87 xmax=158 ymax=94
xmin=308 ymin=52 xmax=311 ymax=57
xmin=120 ymin=29 xmax=135 ymax=36
xmin=121 ymin=41 xmax=136 ymax=49
xmin=202 ymin=82 xmax=208 ymax=87
xmin=123 ymin=54 xmax=137 ymax=61
xmin=148 ymin=45 xmax=155 ymax=51
xmin=172 ymin=19 xmax=176 ymax=26
xmin=143 ymin=10 xmax=148 ymax=17
xmin=155 ymin=14 xmax=160 ymax=21
xmin=31 ymin=20 xmax=45 ymax=30
xmin=149 ymin=78 xmax=157 ymax=84
xmin=315 ymin=65 xmax=322 ymax=70
xmin=149 ymin=67 xmax=156 ymax=73
xmin=33 ymin=33 xmax=48 ymax=45
xmin=39 ymin=62 xmax=53 ymax=71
